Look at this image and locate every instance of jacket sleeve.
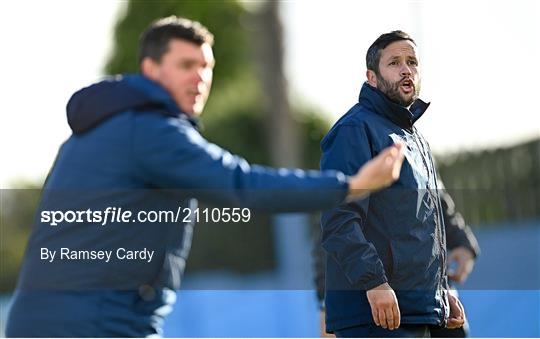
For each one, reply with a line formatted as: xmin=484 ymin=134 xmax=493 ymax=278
xmin=131 ymin=113 xmax=349 ymax=212
xmin=440 ymin=188 xmax=481 ymax=257
xmin=311 ymin=228 xmax=326 ymax=308
xmin=320 ymin=124 xmax=388 ymax=290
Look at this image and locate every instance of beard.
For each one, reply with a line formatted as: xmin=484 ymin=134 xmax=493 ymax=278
xmin=376 ymin=73 xmax=421 ymax=107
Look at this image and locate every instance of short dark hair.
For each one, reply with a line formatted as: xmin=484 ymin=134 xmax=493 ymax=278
xmin=366 ymin=30 xmax=416 ymax=74
xmin=138 ymin=16 xmax=214 ymax=64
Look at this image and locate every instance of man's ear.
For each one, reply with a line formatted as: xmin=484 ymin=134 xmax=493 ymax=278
xmin=141 ymin=58 xmax=160 ymax=81
xmin=366 ymin=69 xmax=377 ymax=87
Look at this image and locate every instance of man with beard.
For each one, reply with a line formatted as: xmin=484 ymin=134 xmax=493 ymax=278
xmin=319 ymin=31 xmax=466 ymax=338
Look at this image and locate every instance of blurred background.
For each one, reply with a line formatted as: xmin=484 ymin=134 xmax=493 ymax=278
xmin=0 ymin=0 xmax=539 ymax=337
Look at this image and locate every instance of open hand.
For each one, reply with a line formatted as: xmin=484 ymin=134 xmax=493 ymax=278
xmin=347 ymin=142 xmax=405 ymax=201
xmin=448 ymin=247 xmax=475 ymax=283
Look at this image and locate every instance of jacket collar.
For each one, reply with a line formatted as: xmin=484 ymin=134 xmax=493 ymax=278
xmin=358 ymin=82 xmax=429 ymax=131
xmin=67 ymin=74 xmax=200 ymax=135
xmin=124 ymin=74 xmax=201 ymax=129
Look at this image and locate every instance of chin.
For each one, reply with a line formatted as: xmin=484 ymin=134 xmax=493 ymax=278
xmin=193 ymin=103 xmax=206 ymax=116
xmin=178 ymin=107 xmax=194 ymax=116
xmin=402 ymin=94 xmax=415 ymax=103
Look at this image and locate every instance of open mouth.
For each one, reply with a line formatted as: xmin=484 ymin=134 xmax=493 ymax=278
xmin=400 ymin=79 xmax=414 ymax=94
xmin=187 ymin=90 xmax=202 ymax=101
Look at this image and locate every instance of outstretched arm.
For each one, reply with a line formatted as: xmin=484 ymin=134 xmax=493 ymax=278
xmin=133 ymin=113 xmax=403 ymax=211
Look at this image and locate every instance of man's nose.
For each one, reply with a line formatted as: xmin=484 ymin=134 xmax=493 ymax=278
xmin=193 ymin=68 xmax=204 ymax=82
xmin=400 ymin=63 xmax=412 ymax=76
xmin=194 ymin=68 xmax=212 ymax=85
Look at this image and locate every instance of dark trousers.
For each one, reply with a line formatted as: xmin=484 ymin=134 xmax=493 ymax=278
xmin=430 ymin=325 xmax=468 ymax=337
xmin=335 ymin=324 xmax=431 ymax=338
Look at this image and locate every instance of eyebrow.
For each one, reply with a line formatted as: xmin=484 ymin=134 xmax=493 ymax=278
xmin=387 ymin=55 xmax=418 ymax=62
xmin=388 ymin=55 xmax=417 ymax=59
xmin=179 ymin=58 xmax=215 ymax=68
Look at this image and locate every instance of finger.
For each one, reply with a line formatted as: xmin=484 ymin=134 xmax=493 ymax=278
xmin=390 ymin=146 xmax=405 ymax=179
xmin=449 ymin=295 xmax=462 ymax=319
xmin=451 ymin=297 xmax=464 ymax=319
xmin=447 ymin=322 xmax=458 ymax=329
xmin=392 ymin=155 xmax=404 ymax=180
xmin=447 ymin=318 xmax=465 ymax=329
xmin=456 ymin=298 xmax=466 ymax=319
xmin=372 ymin=307 xmax=380 ymax=326
xmin=448 ymin=272 xmax=459 ymax=282
xmin=391 ymin=141 xmax=405 ymax=154
xmin=382 ymin=142 xmax=404 ymax=162
xmin=394 ymin=141 xmax=405 ymax=158
xmin=392 ymin=303 xmax=401 ymax=329
xmin=381 ymin=150 xmax=402 ymax=180
xmin=447 ymin=319 xmax=462 ymax=329
xmin=380 ymin=145 xmax=398 ymax=165
xmin=378 ymin=307 xmax=388 ymax=329
xmin=374 ymin=148 xmax=402 ymax=186
xmin=384 ymin=308 xmax=395 ymax=330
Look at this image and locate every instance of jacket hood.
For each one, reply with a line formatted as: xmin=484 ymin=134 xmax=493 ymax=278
xmin=67 ymin=74 xmax=196 ymax=134
xmin=358 ymin=82 xmax=430 ymax=131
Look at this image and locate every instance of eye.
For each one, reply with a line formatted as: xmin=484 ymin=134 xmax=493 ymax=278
xmin=178 ymin=60 xmax=196 ymax=70
xmin=389 ymin=61 xmax=397 ymax=66
xmin=408 ymin=60 xmax=418 ymax=66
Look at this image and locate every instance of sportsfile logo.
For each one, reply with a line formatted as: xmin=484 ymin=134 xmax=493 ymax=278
xmin=40 ymin=206 xmax=252 ymax=226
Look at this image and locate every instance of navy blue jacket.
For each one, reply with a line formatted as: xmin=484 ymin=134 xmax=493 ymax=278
xmin=321 ymin=83 xmax=449 ymax=332
xmin=7 ymin=74 xmax=351 ymax=337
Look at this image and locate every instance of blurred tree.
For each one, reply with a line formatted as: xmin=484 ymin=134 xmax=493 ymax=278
xmin=249 ymin=0 xmax=300 ymax=167
xmin=0 ymin=182 xmax=42 ymax=292
xmin=105 ymin=0 xmax=251 ymax=91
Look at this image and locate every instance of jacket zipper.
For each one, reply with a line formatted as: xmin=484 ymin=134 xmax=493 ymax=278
xmin=411 ymin=127 xmax=448 ymax=323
